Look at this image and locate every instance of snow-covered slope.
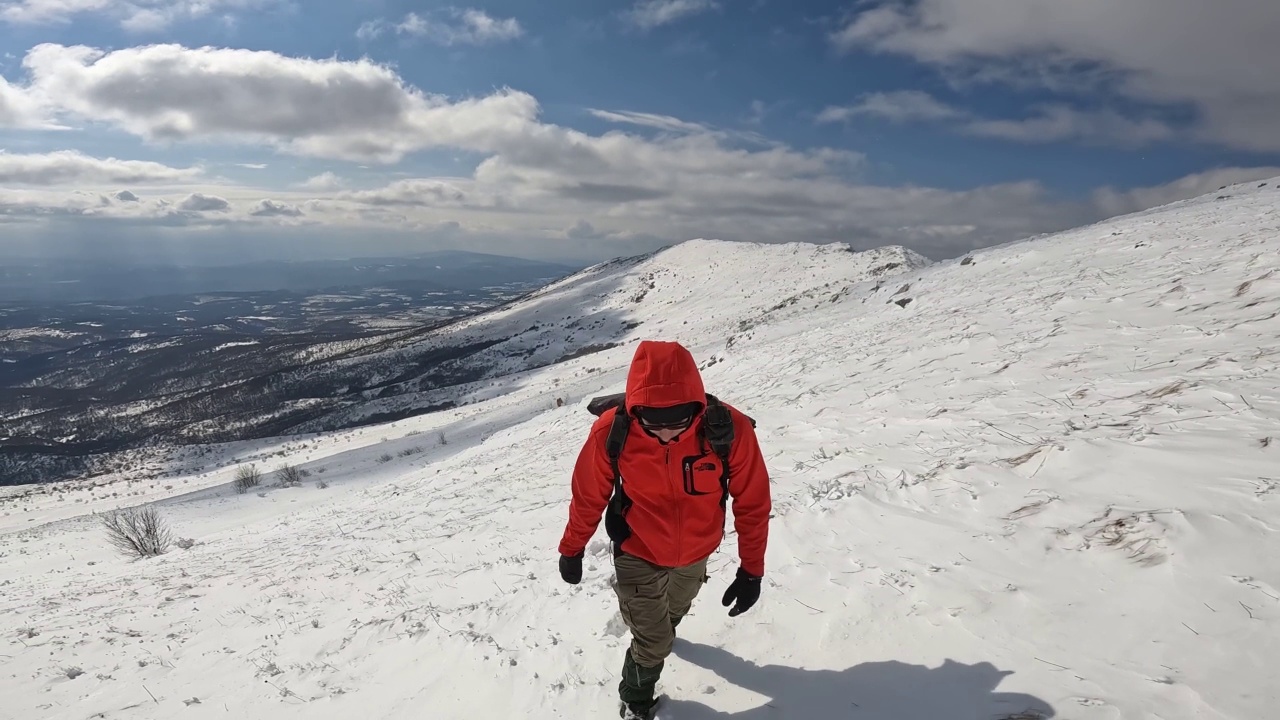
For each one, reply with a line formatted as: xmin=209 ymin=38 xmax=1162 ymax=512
xmin=296 ymin=240 xmax=928 ymax=427
xmin=2 ymin=179 xmax=1278 ymax=720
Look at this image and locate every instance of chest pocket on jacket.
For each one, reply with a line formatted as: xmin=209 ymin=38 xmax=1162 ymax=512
xmin=682 ymin=454 xmax=724 ymax=497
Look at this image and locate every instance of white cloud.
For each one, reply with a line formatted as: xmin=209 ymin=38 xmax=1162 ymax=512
xmin=818 ymin=91 xmax=966 ymax=124
xmin=338 ymin=179 xmax=471 ymax=207
xmin=591 ymin=107 xmax=775 ymax=147
xmin=589 ymin=109 xmax=709 ymax=134
xmin=5 ymin=43 xmax=1276 ymax=262
xmin=0 ymin=187 xmax=115 ymax=217
xmin=964 ymin=105 xmax=1176 ymax=147
xmin=1 ymin=0 xmax=110 ymax=24
xmin=236 ymin=162 xmax=267 ymax=169
xmin=359 ymin=9 xmax=523 ymax=46
xmin=819 ymin=90 xmax=1175 ymax=147
xmin=355 ymin=18 xmax=388 ymax=42
xmin=249 ymin=198 xmax=302 ymax=217
xmin=177 ymin=192 xmax=229 ymax=212
xmin=0 ymin=186 xmax=278 ymax=229
xmin=0 ymin=149 xmax=200 ymax=185
xmin=11 ymin=43 xmax=786 ymax=170
xmin=831 ymin=0 xmax=1280 ymax=152
xmin=0 ymin=74 xmax=51 ymax=127
xmin=1 ymin=0 xmax=276 ymax=30
xmin=18 ymin=43 xmax=543 ymax=163
xmin=433 ymin=9 xmax=523 ymax=44
xmin=627 ymin=0 xmax=717 ymax=29
xmin=566 ymin=219 xmax=601 ymax=240
xmin=299 ymin=171 xmax=344 ymax=191
xmin=119 ymin=6 xmax=168 ymax=31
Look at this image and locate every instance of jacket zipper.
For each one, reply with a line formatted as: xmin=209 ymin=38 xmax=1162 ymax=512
xmin=668 ymin=445 xmax=681 ymax=563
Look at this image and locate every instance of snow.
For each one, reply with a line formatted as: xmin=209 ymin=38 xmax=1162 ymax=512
xmin=2 ymin=180 xmax=1279 ymax=720
xmin=210 ymin=340 xmax=260 ymax=352
xmin=127 ymin=339 xmax=183 ymax=353
xmin=0 ymin=327 xmax=79 ymax=340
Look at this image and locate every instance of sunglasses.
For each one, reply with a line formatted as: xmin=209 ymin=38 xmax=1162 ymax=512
xmin=635 ymin=413 xmax=694 ymax=431
xmin=638 ymin=418 xmax=691 ymax=431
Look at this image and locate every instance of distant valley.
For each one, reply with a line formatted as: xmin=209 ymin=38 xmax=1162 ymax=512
xmin=0 ymin=250 xmax=578 ymax=485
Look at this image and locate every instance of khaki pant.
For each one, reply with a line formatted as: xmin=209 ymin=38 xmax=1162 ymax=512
xmin=612 ymin=552 xmax=709 ymax=668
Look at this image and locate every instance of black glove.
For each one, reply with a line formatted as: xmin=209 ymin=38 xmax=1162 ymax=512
xmin=559 ymin=552 xmax=584 ymax=584
xmin=721 ymin=567 xmax=761 ymax=616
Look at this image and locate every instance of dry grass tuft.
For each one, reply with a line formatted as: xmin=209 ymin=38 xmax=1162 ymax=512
xmin=1004 ymin=446 xmax=1047 ymax=468
xmin=1148 ymin=380 xmax=1188 ymax=399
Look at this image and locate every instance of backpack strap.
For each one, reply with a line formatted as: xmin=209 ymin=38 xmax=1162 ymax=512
xmin=604 ymin=406 xmax=631 ymax=494
xmin=702 ymin=394 xmax=740 ymax=511
xmin=602 ymin=405 xmax=634 ymax=552
xmin=588 ymin=392 xmax=627 ymax=417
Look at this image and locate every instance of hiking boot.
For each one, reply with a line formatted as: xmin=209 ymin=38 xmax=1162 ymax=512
xmin=619 ymin=697 xmax=661 ymax=719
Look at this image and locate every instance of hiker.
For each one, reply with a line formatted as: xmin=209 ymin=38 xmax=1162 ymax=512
xmin=557 ymin=340 xmax=772 ymax=719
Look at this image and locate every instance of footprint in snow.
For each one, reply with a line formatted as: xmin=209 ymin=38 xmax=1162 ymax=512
xmin=603 ymin=613 xmax=629 ymax=638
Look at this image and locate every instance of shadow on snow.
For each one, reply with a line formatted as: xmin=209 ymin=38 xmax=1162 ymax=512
xmin=663 ymin=640 xmax=1056 ymax=720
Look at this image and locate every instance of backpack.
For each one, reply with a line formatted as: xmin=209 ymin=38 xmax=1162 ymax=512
xmin=586 ymin=392 xmax=755 ymax=546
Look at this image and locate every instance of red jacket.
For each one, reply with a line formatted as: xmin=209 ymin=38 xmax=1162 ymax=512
xmin=558 ymin=341 xmax=771 ymax=577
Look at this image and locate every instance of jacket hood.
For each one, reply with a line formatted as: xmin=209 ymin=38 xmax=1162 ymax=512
xmin=624 ymin=340 xmax=706 ymax=414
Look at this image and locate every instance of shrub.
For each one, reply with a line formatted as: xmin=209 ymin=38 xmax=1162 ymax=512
xmin=102 ymin=505 xmax=173 ymax=558
xmin=233 ymin=465 xmax=262 ymax=494
xmin=275 ymin=463 xmax=304 ymax=487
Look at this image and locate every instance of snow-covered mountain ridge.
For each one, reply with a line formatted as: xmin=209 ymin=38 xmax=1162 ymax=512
xmin=297 ymin=241 xmax=929 ymax=427
xmin=1 ymin=178 xmax=1277 ymax=720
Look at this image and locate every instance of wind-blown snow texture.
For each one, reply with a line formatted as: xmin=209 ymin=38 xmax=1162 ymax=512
xmin=2 ymin=181 xmax=1278 ymax=719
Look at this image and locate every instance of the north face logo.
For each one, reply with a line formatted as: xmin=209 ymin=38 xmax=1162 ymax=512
xmin=695 ymin=462 xmax=717 ymax=471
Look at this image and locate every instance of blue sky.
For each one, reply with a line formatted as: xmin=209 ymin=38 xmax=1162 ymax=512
xmin=1 ymin=0 xmax=1278 ymax=266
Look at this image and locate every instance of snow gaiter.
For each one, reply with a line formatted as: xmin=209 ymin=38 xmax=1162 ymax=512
xmin=619 ymin=648 xmax=663 ymax=709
